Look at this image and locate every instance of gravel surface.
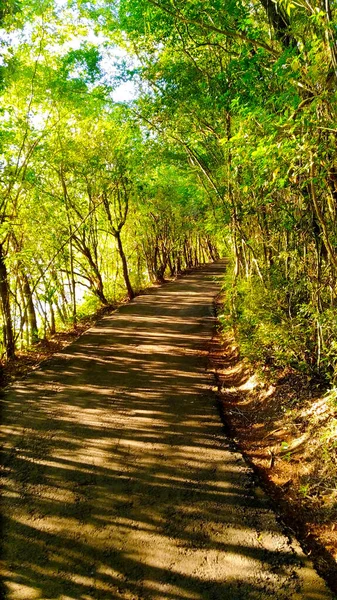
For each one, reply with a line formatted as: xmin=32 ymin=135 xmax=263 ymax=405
xmin=0 ymin=261 xmax=333 ymax=599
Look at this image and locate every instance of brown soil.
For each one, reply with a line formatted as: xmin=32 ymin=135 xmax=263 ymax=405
xmin=209 ymin=318 xmax=337 ymax=596
xmin=0 ymin=262 xmax=333 ymax=599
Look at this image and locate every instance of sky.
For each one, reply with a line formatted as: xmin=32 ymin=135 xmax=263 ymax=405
xmin=0 ymin=0 xmax=139 ymax=103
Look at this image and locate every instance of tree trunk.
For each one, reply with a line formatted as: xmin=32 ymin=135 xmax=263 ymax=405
xmin=310 ymin=160 xmax=337 ymax=272
xmin=0 ymin=243 xmax=15 ymax=359
xmin=259 ymin=0 xmax=296 ymax=48
xmin=167 ymin=253 xmax=175 ymax=277
xmin=72 ymin=236 xmax=108 ymax=305
xmin=20 ymin=272 xmax=39 ymax=344
xmin=49 ymin=303 xmax=56 ymax=335
xmin=69 ymin=234 xmax=77 ymax=324
xmin=52 ymin=270 xmax=70 ymax=322
xmin=115 ymin=231 xmax=135 ymax=300
xmin=10 ymin=233 xmax=39 ymax=345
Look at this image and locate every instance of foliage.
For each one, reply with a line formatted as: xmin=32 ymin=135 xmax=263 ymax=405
xmin=0 ymin=4 xmax=220 ymax=356
xmin=221 ymin=266 xmax=316 ymax=373
xmin=1 ymin=0 xmax=337 ymax=383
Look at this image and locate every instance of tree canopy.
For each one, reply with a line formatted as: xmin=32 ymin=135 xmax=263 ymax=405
xmin=0 ymin=0 xmax=337 ymax=382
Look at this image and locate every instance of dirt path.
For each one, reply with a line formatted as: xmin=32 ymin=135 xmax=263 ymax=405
xmin=0 ymin=262 xmax=333 ymax=600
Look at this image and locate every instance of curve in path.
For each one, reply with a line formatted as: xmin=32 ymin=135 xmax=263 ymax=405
xmin=0 ymin=261 xmax=333 ymax=599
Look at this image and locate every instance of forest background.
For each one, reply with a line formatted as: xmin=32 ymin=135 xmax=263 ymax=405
xmin=1 ymin=0 xmax=337 ymax=385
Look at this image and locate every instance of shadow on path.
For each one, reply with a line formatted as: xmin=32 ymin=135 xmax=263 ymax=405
xmin=0 ymin=262 xmax=332 ymax=599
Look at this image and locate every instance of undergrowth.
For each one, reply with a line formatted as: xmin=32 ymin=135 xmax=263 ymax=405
xmin=220 ymin=264 xmax=337 ymax=385
xmin=218 ymin=263 xmax=337 ymax=513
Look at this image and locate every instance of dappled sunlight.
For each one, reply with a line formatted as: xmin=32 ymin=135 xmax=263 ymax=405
xmin=1 ymin=263 xmax=331 ymax=599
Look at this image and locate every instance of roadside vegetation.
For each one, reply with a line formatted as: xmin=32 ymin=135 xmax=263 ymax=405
xmin=212 ymin=320 xmax=337 ymax=591
xmin=0 ymin=1 xmax=221 ymax=361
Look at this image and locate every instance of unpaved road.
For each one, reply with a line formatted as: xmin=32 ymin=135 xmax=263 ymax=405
xmin=0 ymin=262 xmax=333 ymax=600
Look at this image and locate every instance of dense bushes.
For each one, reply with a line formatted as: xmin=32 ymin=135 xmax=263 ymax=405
xmin=221 ymin=261 xmax=337 ymax=384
